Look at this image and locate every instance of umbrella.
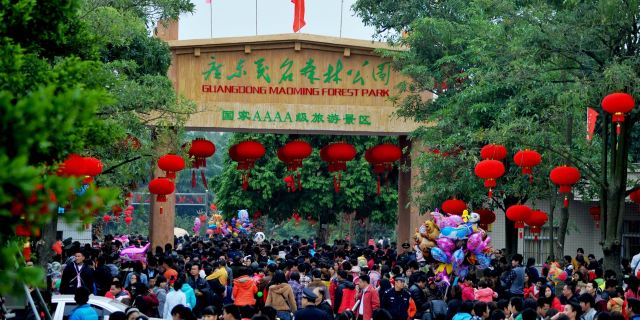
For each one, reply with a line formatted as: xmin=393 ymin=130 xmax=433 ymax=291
xmin=174 ymin=227 xmax=189 ymax=237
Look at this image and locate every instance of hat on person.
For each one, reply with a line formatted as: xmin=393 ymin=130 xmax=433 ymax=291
xmin=402 ymin=242 xmax=410 ymax=249
xmin=302 ymin=287 xmax=318 ymax=300
xmin=395 ymin=277 xmax=407 ymax=283
xmin=350 ymin=266 xmax=361 ymax=274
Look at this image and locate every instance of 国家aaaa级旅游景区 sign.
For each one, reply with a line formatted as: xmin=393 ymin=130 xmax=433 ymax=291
xmin=167 ymin=34 xmax=427 ymax=134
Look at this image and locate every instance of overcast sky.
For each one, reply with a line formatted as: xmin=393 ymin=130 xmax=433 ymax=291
xmin=179 ymin=0 xmax=377 ymax=40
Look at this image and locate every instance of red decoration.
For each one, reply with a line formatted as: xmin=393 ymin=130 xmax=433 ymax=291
xmin=58 ymin=154 xmax=103 ymax=183
xmin=279 ymin=141 xmax=313 ymax=191
xmin=589 ymin=206 xmax=601 ymax=228
xmin=549 ymin=166 xmax=581 ymax=208
xmin=23 ymin=243 xmax=31 ymax=262
xmin=321 ymin=142 xmax=357 ymax=193
xmin=292 ymin=211 xmax=302 ymax=223
xmin=112 ymin=205 xmax=122 ymax=217
xmin=506 ymin=205 xmax=532 ymax=239
xmin=230 ymin=141 xmax=266 ymax=190
xmin=476 ymin=209 xmax=496 ymax=230
xmin=124 ymin=216 xmax=133 ymax=225
xmin=52 ymin=240 xmax=62 ymax=256
xmin=188 ymin=138 xmax=216 ymax=188
xmin=474 ymin=160 xmax=506 ymax=197
xmin=513 ymin=150 xmax=541 ymax=183
xmin=253 ymin=210 xmax=263 ymax=219
xmin=292 ymin=0 xmax=306 ymax=32
xmin=525 ymin=210 xmax=548 ymax=241
xmin=15 ymin=225 xmax=32 ymax=237
xmin=601 ymin=93 xmax=635 ymax=136
xmin=480 ymin=144 xmax=507 ymax=161
xmin=199 ymin=214 xmax=207 ymax=223
xmin=158 ymin=154 xmax=185 ymax=179
xmin=441 ymin=199 xmax=467 ymax=215
xmin=103 ymin=215 xmax=112 ymax=223
xmin=365 ymin=143 xmax=402 ymax=195
xmin=148 ymin=178 xmax=175 ymax=214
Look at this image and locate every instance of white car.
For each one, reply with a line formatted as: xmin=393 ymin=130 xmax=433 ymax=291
xmin=51 ymin=295 xmax=161 ymax=320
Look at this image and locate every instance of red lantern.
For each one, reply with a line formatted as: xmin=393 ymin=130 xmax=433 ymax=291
xmin=230 ymin=141 xmax=266 ymax=191
xmin=441 ymin=199 xmax=467 ymax=215
xmin=602 ymin=93 xmax=635 ymax=135
xmin=124 ymin=216 xmax=133 ymax=225
xmin=279 ymin=141 xmax=313 ymax=191
xmin=525 ymin=210 xmax=548 ymax=241
xmin=366 ymin=143 xmax=402 ymax=195
xmin=322 ymin=142 xmax=357 ymax=193
xmin=188 ymin=138 xmax=216 ymax=188
xmin=513 ymin=150 xmax=541 ymax=183
xmin=480 ymin=144 xmax=507 ymax=161
xmin=476 ymin=209 xmax=496 ymax=230
xmin=630 ymin=189 xmax=640 ymax=206
xmin=506 ymin=204 xmax=532 ymax=238
xmin=15 ymin=225 xmax=32 ymax=237
xmin=148 ymin=178 xmax=175 ymax=214
xmin=549 ymin=166 xmax=581 ymax=208
xmin=474 ymin=160 xmax=506 ymax=197
xmin=103 ymin=215 xmax=112 ymax=223
xmin=589 ymin=206 xmax=601 ymax=228
xmin=58 ymin=154 xmax=103 ymax=183
xmin=158 ymin=154 xmax=185 ymax=179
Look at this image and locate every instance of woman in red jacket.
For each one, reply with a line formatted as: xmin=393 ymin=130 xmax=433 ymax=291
xmin=543 ymin=284 xmax=564 ymax=312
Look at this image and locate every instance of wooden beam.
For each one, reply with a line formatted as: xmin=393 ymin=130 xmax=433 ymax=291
xmin=244 ymin=45 xmax=251 ymax=54
xmin=193 ymin=47 xmax=201 ymax=57
xmin=344 ymin=48 xmax=351 ymax=57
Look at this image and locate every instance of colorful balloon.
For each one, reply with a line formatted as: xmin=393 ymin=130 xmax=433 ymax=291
xmin=431 ymin=247 xmax=450 ymax=263
xmin=436 ymin=238 xmax=456 ymax=253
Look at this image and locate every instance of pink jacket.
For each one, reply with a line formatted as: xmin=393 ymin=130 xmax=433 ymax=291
xmin=461 ymin=283 xmax=475 ymax=301
xmin=474 ymin=288 xmax=498 ymax=302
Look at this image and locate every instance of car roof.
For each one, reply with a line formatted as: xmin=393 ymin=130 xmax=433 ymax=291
xmin=51 ymin=295 xmax=128 ymax=310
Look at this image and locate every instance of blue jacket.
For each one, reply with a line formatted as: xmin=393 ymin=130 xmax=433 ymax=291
xmin=69 ymin=304 xmax=98 ymax=320
xmin=181 ymin=283 xmax=196 ymax=309
xmin=453 ymin=312 xmax=472 ymax=320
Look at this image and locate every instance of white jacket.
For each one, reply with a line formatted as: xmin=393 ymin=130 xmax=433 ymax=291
xmin=163 ymin=289 xmax=187 ymax=320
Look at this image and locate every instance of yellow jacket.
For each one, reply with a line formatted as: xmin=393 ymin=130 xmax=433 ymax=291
xmin=206 ymin=267 xmax=228 ymax=286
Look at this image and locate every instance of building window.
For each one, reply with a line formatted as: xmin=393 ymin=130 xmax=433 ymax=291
xmin=523 ymin=226 xmax=559 ymax=264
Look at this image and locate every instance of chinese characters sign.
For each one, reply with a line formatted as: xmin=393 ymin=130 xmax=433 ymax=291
xmin=220 ymin=109 xmax=372 ymax=126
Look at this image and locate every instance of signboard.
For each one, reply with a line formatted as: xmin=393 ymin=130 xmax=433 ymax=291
xmin=169 ymin=35 xmax=424 ymax=134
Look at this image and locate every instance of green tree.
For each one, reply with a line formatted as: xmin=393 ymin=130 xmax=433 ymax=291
xmin=354 ymin=0 xmax=640 ymax=267
xmin=214 ymin=134 xmax=399 ymax=242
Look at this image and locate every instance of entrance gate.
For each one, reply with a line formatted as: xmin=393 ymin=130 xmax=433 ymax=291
xmin=152 ymin=28 xmax=429 ymax=248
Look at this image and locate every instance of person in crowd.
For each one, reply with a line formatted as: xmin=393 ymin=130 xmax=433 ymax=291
xmin=170 ymin=304 xmax=196 ymax=320
xmin=288 ymin=271 xmax=304 ymax=309
xmin=60 ymin=250 xmax=94 ymax=295
xmin=312 ymin=286 xmax=334 ymax=319
xmin=354 ymin=274 xmax=380 ymax=320
xmin=628 ymin=298 xmax=640 ymax=320
xmin=578 ymin=293 xmax=597 ymax=320
xmin=542 ymin=284 xmax=563 ymax=312
xmin=560 ymin=283 xmax=579 ymax=305
xmin=69 ymin=287 xmax=98 ymax=320
xmin=107 ymin=280 xmax=131 ymax=301
xmin=164 ymin=280 xmax=187 ymax=320
xmin=473 ymin=301 xmax=490 ymax=320
xmin=162 ymin=259 xmax=179 ymax=286
xmin=537 ymin=298 xmax=551 ymax=320
xmin=461 ymin=275 xmax=476 ymax=301
xmin=221 ymin=304 xmax=241 ymax=320
xmin=201 ymin=306 xmax=217 ymax=320
xmin=477 ymin=279 xmax=499 ymax=302
xmin=334 ymin=270 xmax=356 ymax=314
xmin=293 ymin=288 xmax=332 ymax=320
xmin=381 ymin=276 xmax=412 ymax=320
xmin=502 ymin=254 xmax=526 ymax=299
xmin=233 ymin=267 xmax=258 ymax=307
xmin=454 ymin=300 xmax=474 ymax=320
xmin=186 ymin=263 xmax=210 ymax=316
xmin=410 ymin=273 xmax=431 ymax=319
xmin=265 ymin=270 xmax=297 ymax=320
xmin=153 ymin=275 xmax=168 ymax=318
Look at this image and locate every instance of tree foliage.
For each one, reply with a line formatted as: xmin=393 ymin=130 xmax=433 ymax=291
xmin=354 ymin=0 xmax=640 ymax=260
xmin=214 ymin=134 xmax=400 ymax=232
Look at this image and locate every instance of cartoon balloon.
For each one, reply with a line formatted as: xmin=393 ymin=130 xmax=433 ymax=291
xmin=467 ymin=232 xmax=483 ymax=251
xmin=431 ymin=247 xmax=450 ymax=263
xmin=476 ymin=253 xmax=492 ymax=269
xmin=452 ymin=248 xmax=465 ymax=267
xmin=436 ymin=238 xmax=456 ymax=253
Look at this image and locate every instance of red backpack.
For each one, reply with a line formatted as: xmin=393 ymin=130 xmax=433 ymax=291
xmin=338 ymin=287 xmax=357 ymax=314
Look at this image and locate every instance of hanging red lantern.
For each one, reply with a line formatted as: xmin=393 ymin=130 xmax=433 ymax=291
xmin=476 ymin=208 xmax=496 ymax=230
xmin=549 ymin=166 xmax=581 ymax=208
xmin=365 ymin=143 xmax=402 ymax=195
xmin=58 ymin=155 xmax=103 ymax=183
xmin=601 ymin=93 xmax=635 ymax=136
xmin=279 ymin=141 xmax=313 ymax=191
xmin=103 ymin=215 xmax=112 ymax=223
xmin=188 ymin=138 xmax=216 ymax=189
xmin=15 ymin=225 xmax=32 ymax=237
xmin=322 ymin=142 xmax=357 ymax=193
xmin=230 ymin=140 xmax=266 ymax=191
xmin=480 ymin=144 xmax=507 ymax=161
xmin=124 ymin=216 xmax=133 ymax=225
xmin=474 ymin=160 xmax=506 ymax=197
xmin=513 ymin=150 xmax=541 ymax=183
xmin=158 ymin=154 xmax=185 ymax=179
xmin=506 ymin=204 xmax=532 ymax=239
xmin=525 ymin=210 xmax=548 ymax=241
xmin=283 ymin=175 xmax=296 ymax=192
xmin=148 ymin=178 xmax=175 ymax=214
xmin=630 ymin=189 xmax=640 ymax=206
xmin=441 ymin=199 xmax=467 ymax=215
xmin=589 ymin=206 xmax=601 ymax=228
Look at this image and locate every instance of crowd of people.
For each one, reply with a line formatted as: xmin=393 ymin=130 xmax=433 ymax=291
xmin=41 ymin=234 xmax=640 ymax=320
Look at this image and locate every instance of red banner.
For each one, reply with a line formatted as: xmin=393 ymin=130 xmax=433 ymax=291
xmin=587 ymin=107 xmax=598 ymax=141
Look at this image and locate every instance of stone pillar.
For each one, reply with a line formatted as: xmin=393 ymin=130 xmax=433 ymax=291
xmin=397 ymin=136 xmax=412 ymax=248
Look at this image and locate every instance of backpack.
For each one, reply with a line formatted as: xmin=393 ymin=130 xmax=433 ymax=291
xmin=423 ymin=299 xmax=448 ymax=320
xmin=338 ymin=287 xmax=357 ymax=314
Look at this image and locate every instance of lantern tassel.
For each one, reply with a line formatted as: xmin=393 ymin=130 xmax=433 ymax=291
xmin=488 ymin=188 xmax=493 ymax=198
xmin=534 ymin=235 xmax=538 ymax=241
xmin=617 ymin=123 xmax=621 ymax=136
xmin=519 ymin=229 xmax=523 ymax=239
xmin=563 ymin=196 xmax=569 ymax=208
xmin=529 ymin=174 xmax=533 ymax=184
xmin=242 ymin=174 xmax=249 ymax=191
xmin=297 ymin=171 xmax=302 ymax=191
xmin=200 ymin=170 xmax=207 ymax=189
xmin=159 ymin=206 xmax=164 ymax=215
xmin=191 ymin=170 xmax=196 ymax=189
xmin=376 ymin=175 xmax=381 ymax=195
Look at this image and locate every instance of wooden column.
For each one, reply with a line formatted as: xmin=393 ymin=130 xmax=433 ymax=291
xmin=150 ymin=131 xmax=177 ymax=250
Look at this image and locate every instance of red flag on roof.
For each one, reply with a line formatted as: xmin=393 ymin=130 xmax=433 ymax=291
xmin=292 ymin=0 xmax=306 ymax=32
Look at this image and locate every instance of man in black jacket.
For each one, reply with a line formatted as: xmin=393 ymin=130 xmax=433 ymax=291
xmin=294 ymin=288 xmax=332 ymax=320
xmin=409 ymin=274 xmax=430 ymax=320
xmin=187 ymin=263 xmax=210 ymax=317
xmin=60 ymin=250 xmax=94 ymax=295
xmin=381 ymin=277 xmax=412 ymax=320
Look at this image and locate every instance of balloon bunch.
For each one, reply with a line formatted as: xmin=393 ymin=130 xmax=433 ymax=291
xmin=414 ymin=209 xmax=493 ymax=279
xmin=193 ymin=216 xmax=202 ymax=234
xmin=206 ymin=209 xmax=254 ymax=237
xmin=231 ymin=209 xmax=254 ymax=236
xmin=207 ymin=213 xmax=228 ymax=236
xmin=547 ymin=262 xmax=567 ymax=284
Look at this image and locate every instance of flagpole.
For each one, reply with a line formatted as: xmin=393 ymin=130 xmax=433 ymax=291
xmin=210 ymin=1 xmax=213 ymax=38
xmin=255 ymin=0 xmax=258 ymax=35
xmin=339 ymin=0 xmax=344 ymax=38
